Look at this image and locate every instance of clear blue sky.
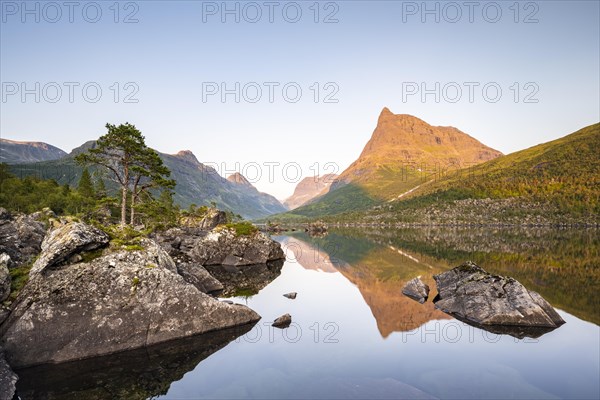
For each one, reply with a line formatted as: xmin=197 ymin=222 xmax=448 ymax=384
xmin=1 ymin=0 xmax=599 ymax=199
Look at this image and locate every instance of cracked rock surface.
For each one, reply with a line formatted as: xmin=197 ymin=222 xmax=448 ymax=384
xmin=433 ymin=262 xmax=565 ymax=328
xmin=0 ymin=223 xmax=260 ymax=368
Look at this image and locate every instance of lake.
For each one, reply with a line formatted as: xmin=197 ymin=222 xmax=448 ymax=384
xmin=16 ymin=227 xmax=600 ymax=399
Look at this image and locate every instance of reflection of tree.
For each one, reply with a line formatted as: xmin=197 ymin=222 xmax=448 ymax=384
xmin=15 ymin=324 xmax=255 ymax=400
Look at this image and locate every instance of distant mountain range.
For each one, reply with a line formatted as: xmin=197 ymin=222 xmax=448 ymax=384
xmin=278 ymin=108 xmax=503 ymax=219
xmin=283 ymin=174 xmax=338 ymax=210
xmin=1 ymin=140 xmax=287 ymax=220
xmin=0 ymin=139 xmax=67 ymax=164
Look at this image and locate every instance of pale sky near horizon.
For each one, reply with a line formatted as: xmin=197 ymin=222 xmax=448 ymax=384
xmin=1 ymin=0 xmax=599 ymax=200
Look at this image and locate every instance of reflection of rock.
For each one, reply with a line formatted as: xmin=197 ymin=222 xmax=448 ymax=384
xmin=272 ymin=313 xmax=292 ymax=328
xmin=433 ymin=262 xmax=565 ymax=333
xmin=0 ymin=349 xmax=18 ymax=400
xmin=0 ymin=223 xmax=260 ymax=368
xmin=286 ymin=234 xmax=450 ymax=337
xmin=402 ymin=277 xmax=429 ymax=304
xmin=206 ymin=259 xmax=284 ymax=297
xmin=14 ymin=324 xmax=254 ymax=400
xmin=306 ymin=221 xmax=328 ymax=237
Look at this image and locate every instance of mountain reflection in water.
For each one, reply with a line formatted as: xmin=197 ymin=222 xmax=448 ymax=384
xmin=281 ymin=227 xmax=599 ymax=337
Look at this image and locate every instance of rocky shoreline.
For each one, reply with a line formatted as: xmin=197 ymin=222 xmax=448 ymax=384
xmin=0 ymin=207 xmax=285 ymax=398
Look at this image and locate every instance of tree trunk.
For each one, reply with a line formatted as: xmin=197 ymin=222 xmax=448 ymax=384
xmin=121 ymin=164 xmax=129 ymax=227
xmin=130 ymin=194 xmax=136 ymax=225
xmin=121 ymin=187 xmax=127 ymax=227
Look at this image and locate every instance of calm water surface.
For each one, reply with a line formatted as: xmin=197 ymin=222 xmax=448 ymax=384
xmin=158 ymin=228 xmax=600 ymax=400
xmin=16 ymin=228 xmax=600 ymax=399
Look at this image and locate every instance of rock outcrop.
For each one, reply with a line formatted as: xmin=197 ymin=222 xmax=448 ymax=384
xmin=402 ymin=277 xmax=429 ymax=304
xmin=192 ymin=228 xmax=285 ymax=267
xmin=0 ymin=208 xmax=46 ymax=268
xmin=177 ymin=264 xmax=224 ymax=294
xmin=0 ymin=223 xmax=261 ymax=368
xmin=433 ymin=262 xmax=565 ymax=329
xmin=30 ymin=221 xmax=110 ymax=276
xmin=0 ymin=254 xmax=11 ymax=302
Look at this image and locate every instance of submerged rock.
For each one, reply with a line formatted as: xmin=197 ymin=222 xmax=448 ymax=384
xmin=283 ymin=292 xmax=297 ymax=300
xmin=272 ymin=313 xmax=292 ymax=328
xmin=402 ymin=277 xmax=429 ymax=304
xmin=0 ymin=223 xmax=261 ymax=368
xmin=0 ymin=348 xmax=17 ymax=400
xmin=433 ymin=262 xmax=565 ymax=329
xmin=30 ymin=221 xmax=109 ymax=276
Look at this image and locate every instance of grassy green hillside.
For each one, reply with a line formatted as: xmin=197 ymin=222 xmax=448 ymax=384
xmin=272 ymin=123 xmax=600 ymax=224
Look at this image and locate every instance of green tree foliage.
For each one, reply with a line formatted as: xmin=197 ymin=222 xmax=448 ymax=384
xmin=77 ymin=168 xmax=95 ymax=198
xmin=76 ymin=122 xmax=175 ymax=226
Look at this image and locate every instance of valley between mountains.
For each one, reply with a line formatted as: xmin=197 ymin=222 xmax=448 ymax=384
xmin=2 ymin=108 xmax=598 ymax=225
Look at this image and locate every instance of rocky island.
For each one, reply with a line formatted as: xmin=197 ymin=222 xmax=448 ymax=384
xmin=0 ymin=206 xmax=285 ymax=397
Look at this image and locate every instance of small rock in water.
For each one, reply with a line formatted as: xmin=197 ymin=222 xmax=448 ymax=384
xmin=272 ymin=313 xmax=292 ymax=328
xmin=283 ymin=292 xmax=297 ymax=299
xmin=402 ymin=277 xmax=429 ymax=304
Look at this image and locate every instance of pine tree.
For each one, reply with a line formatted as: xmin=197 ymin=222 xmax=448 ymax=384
xmin=77 ymin=168 xmax=95 ymax=198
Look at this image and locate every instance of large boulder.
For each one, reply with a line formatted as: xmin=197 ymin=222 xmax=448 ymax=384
xmin=30 ymin=221 xmax=110 ymax=276
xmin=0 ymin=254 xmax=10 ymax=302
xmin=177 ymin=263 xmax=224 ymax=294
xmin=192 ymin=228 xmax=285 ymax=266
xmin=0 ymin=348 xmax=18 ymax=400
xmin=433 ymin=262 xmax=565 ymax=329
xmin=0 ymin=228 xmax=260 ymax=368
xmin=179 ymin=208 xmax=227 ymax=231
xmin=0 ymin=208 xmax=46 ymax=268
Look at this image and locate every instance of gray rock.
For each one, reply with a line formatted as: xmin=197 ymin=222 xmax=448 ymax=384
xmin=283 ymin=292 xmax=297 ymax=300
xmin=191 ymin=228 xmax=285 ymax=266
xmin=30 ymin=222 xmax=109 ymax=276
xmin=0 ymin=254 xmax=10 ymax=302
xmin=0 ymin=348 xmax=17 ymax=400
xmin=198 ymin=208 xmax=228 ymax=230
xmin=402 ymin=277 xmax=429 ymax=304
xmin=0 ymin=210 xmax=46 ymax=268
xmin=272 ymin=313 xmax=292 ymax=328
xmin=433 ymin=262 xmax=565 ymax=329
xmin=177 ymin=263 xmax=224 ymax=294
xmin=0 ymin=233 xmax=261 ymax=368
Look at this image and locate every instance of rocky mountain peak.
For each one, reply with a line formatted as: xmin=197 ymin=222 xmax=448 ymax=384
xmin=227 ymin=172 xmax=253 ymax=187
xmin=173 ymin=150 xmax=200 ymax=165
